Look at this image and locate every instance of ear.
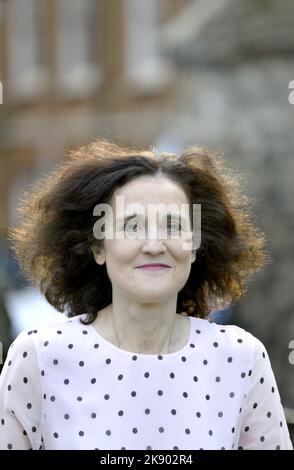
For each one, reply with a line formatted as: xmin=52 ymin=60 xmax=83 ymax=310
xmin=91 ymin=242 xmax=106 ymax=265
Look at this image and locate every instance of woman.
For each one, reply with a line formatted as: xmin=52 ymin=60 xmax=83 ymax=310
xmin=0 ymin=139 xmax=292 ymax=450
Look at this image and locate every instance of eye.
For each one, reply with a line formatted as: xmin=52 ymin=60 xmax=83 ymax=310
xmin=164 ymin=214 xmax=182 ymax=232
xmin=167 ymin=222 xmax=182 ymax=231
xmin=165 ymin=219 xmax=182 ymax=233
xmin=124 ymin=220 xmax=138 ymax=232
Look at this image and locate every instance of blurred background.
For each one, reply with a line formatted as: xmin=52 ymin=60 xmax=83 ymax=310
xmin=0 ymin=0 xmax=293 ymax=441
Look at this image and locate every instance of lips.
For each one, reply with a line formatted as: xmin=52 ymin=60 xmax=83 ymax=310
xmin=136 ymin=263 xmax=171 ymax=268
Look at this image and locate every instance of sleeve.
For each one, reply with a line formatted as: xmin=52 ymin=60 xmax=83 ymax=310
xmin=0 ymin=330 xmax=43 ymax=450
xmin=238 ymin=335 xmax=293 ymax=450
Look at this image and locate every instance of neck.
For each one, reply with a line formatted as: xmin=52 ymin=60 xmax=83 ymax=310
xmin=94 ymin=302 xmax=189 ymax=355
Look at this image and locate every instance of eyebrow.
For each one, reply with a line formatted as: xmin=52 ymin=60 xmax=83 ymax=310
xmin=115 ymin=213 xmax=139 ymax=223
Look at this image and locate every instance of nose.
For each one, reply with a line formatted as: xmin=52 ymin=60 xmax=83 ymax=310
xmin=141 ymin=238 xmax=167 ymax=255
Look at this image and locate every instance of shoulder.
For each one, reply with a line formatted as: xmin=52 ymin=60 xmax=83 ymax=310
xmin=8 ymin=314 xmax=86 ymax=355
xmin=189 ymin=316 xmax=264 ymax=364
xmin=189 ymin=315 xmax=255 ymax=344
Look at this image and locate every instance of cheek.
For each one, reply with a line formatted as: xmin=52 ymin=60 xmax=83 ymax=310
xmin=171 ymin=246 xmax=193 ymax=280
xmin=168 ymin=240 xmax=192 ymax=262
xmin=104 ymin=240 xmax=139 ymax=267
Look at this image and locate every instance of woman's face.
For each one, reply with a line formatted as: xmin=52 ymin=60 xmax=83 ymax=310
xmin=92 ymin=175 xmax=196 ymax=305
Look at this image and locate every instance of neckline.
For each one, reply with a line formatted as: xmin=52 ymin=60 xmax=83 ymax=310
xmin=87 ymin=315 xmax=193 ymax=359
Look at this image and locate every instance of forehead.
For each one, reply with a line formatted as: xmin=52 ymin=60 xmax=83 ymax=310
xmin=110 ymin=176 xmax=189 ymax=211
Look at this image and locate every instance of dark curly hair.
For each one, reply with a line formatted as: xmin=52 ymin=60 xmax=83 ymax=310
xmin=8 ymin=138 xmax=268 ymax=323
